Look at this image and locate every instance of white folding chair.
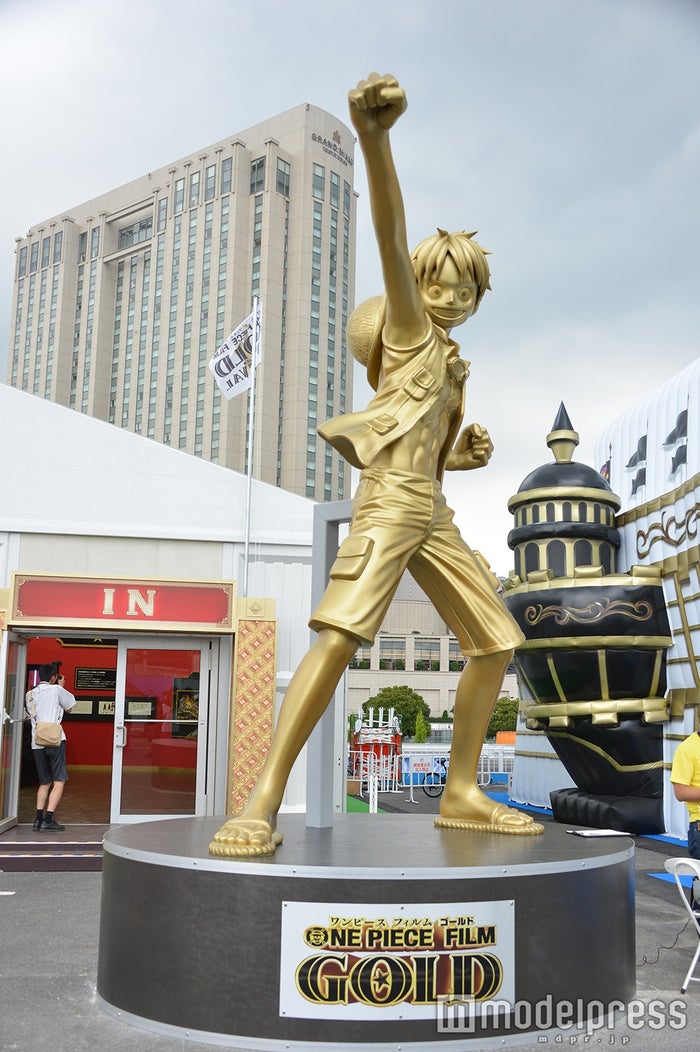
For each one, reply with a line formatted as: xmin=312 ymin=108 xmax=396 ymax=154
xmin=664 ymin=857 xmax=700 ymax=993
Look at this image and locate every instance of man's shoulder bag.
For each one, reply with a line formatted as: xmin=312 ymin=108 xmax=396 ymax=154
xmin=27 ymin=691 xmax=62 ymax=748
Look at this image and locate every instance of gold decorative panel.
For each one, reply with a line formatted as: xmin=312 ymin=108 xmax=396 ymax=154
xmin=228 ymin=611 xmax=277 ymax=814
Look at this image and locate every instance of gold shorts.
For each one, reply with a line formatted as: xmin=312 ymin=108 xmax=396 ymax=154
xmin=309 ymin=468 xmax=524 ymax=656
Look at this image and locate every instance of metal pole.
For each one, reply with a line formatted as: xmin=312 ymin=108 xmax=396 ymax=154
xmin=305 ymin=499 xmax=352 ymax=828
xmin=242 ymin=297 xmax=260 ymax=598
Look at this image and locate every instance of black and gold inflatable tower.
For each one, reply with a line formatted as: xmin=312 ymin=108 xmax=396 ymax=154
xmin=502 ymin=405 xmax=672 ymax=832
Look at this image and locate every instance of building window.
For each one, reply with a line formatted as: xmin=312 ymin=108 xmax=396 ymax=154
xmin=41 ymin=236 xmax=51 ymax=269
xmin=312 ymin=163 xmax=325 ymax=200
xmin=157 ymin=197 xmax=168 ymax=232
xmin=90 ymin=226 xmax=100 ymax=258
xmin=205 ymin=163 xmax=216 ymax=201
xmin=221 ymin=156 xmax=232 ymax=194
xmin=379 ymin=637 xmax=405 ymax=671
xmin=449 ymin=640 xmax=465 ymax=672
xmin=250 ymin=157 xmax=265 ymax=194
xmin=251 ymin=193 xmax=263 ymax=298
xmin=52 ymin=230 xmax=63 ymax=263
xmin=330 ymin=171 xmax=340 ymax=208
xmin=349 ymin=643 xmax=372 ymax=670
xmin=414 ymin=638 xmax=440 ymax=672
xmin=18 ymin=245 xmax=27 ymax=277
xmin=29 ymin=242 xmax=39 ymax=273
xmin=78 ymin=232 xmax=87 ymax=263
xmin=174 ymin=177 xmax=185 ymax=214
xmin=189 ymin=170 xmax=200 ymax=207
xmin=276 ymin=157 xmax=290 ymax=196
xmin=119 ymin=217 xmax=153 ymax=248
xmin=343 ymin=179 xmax=351 ymax=216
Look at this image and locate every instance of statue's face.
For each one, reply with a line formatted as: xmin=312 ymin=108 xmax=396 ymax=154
xmin=421 ymin=255 xmax=477 ymax=329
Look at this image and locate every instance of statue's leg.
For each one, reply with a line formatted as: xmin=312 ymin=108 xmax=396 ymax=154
xmin=210 ymin=628 xmax=358 ymax=856
xmin=436 ymin=650 xmax=544 ymax=835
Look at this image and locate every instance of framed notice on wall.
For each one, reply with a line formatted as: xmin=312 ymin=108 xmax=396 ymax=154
xmin=66 ymin=696 xmax=115 ymax=720
xmin=126 ymin=697 xmax=157 ymax=718
xmin=75 ymin=667 xmax=117 ymax=691
xmin=70 ymin=697 xmax=96 ymax=717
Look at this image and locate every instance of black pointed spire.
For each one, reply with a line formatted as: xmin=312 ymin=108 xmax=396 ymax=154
xmin=552 ymin=402 xmax=574 ymax=432
xmin=547 ymin=403 xmax=579 ymax=464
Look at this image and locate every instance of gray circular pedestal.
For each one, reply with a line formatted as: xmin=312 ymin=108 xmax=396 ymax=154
xmin=97 ymin=814 xmax=635 ymax=1049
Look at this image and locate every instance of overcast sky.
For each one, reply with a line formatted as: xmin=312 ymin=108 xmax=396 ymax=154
xmin=1 ymin=0 xmax=698 ymax=574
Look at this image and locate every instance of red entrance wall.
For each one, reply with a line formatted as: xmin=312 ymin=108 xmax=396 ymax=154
xmin=27 ymin=638 xmax=115 ymax=767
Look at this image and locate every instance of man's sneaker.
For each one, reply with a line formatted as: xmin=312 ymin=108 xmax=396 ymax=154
xmin=40 ymin=819 xmax=65 ymax=831
xmin=32 ymin=818 xmax=43 ymax=831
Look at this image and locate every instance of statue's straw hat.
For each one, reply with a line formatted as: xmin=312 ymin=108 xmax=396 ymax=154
xmin=346 ymin=295 xmax=385 ymax=391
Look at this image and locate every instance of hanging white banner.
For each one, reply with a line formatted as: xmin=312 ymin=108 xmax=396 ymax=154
xmin=208 ymin=300 xmax=262 ymax=400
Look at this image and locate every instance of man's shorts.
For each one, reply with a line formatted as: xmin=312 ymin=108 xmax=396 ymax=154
xmin=310 ymin=468 xmax=524 ymax=656
xmin=689 ymin=820 xmax=700 ymax=861
xmin=33 ymin=741 xmax=69 ymax=784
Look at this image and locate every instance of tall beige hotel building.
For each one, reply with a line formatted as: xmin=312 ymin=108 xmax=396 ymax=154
xmin=8 ymin=104 xmax=356 ymax=502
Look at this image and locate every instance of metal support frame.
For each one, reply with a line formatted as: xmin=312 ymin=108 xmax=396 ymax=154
xmin=305 ymin=499 xmax=352 ymax=828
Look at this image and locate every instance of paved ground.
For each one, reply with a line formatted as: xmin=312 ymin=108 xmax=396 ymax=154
xmin=2 ymin=788 xmax=700 ymax=1051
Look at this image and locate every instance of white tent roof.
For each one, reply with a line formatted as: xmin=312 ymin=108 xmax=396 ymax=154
xmin=1 ymin=384 xmax=314 ymax=545
xmin=594 ymin=356 xmax=700 ymax=508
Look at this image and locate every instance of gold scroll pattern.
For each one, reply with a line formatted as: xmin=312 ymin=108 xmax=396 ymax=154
xmin=609 ymin=478 xmax=700 ymax=712
xmin=229 ymin=618 xmax=277 ymax=815
xmin=523 ymin=597 xmax=654 ymax=627
xmin=637 ymin=503 xmax=700 ymax=559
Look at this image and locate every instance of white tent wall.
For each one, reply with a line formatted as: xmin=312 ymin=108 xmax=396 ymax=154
xmin=0 ymin=383 xmax=313 ymax=546
xmin=0 ymin=383 xmax=315 ymax=813
xmin=595 ymin=358 xmax=699 ymax=519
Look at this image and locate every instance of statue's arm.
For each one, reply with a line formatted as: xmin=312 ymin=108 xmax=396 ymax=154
xmin=445 ymin=424 xmax=494 ymax=472
xmin=349 ymin=74 xmax=427 ymax=348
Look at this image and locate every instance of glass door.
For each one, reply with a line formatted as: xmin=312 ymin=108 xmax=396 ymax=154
xmin=0 ymin=637 xmax=27 ymax=833
xmin=110 ymin=638 xmax=213 ymax=823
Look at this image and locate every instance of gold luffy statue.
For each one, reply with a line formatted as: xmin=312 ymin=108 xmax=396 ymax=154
xmin=210 ymin=73 xmax=543 ymax=857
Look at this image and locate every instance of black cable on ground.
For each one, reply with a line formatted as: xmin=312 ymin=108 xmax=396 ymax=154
xmin=637 ymin=915 xmax=694 ymax=967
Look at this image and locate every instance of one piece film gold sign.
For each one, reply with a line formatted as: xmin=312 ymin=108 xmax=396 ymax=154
xmin=278 ymin=898 xmax=514 ymax=1020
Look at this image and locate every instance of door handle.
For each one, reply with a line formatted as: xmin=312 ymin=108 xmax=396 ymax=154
xmin=115 ymin=724 xmax=127 ymax=748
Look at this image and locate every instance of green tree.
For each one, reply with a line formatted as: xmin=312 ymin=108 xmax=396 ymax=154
xmin=362 ymin=685 xmax=431 ymax=738
xmin=486 ymin=696 xmax=519 ymax=740
xmin=414 ymin=709 xmax=429 ymax=743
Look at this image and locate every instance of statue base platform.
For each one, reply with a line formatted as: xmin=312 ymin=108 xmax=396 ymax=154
xmin=97 ymin=814 xmax=635 ymax=1049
